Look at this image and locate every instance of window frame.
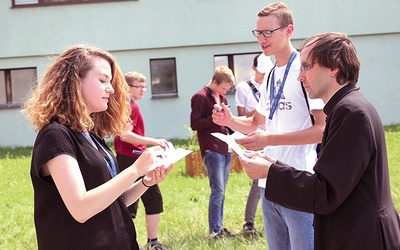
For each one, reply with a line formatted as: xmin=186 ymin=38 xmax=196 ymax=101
xmin=214 ymin=52 xmax=261 ymax=95
xmin=149 ymin=57 xmax=178 ymax=99
xmin=12 ymin=0 xmax=136 ymax=8
xmin=0 ymin=67 xmax=37 ymax=110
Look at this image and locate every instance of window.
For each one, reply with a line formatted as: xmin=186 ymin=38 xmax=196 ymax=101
xmin=214 ymin=52 xmax=260 ymax=94
xmin=0 ymin=68 xmax=36 ymax=109
xmin=12 ymin=0 xmax=135 ymax=7
xmin=149 ymin=58 xmax=178 ymax=99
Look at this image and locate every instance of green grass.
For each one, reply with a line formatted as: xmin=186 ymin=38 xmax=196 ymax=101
xmin=0 ymin=148 xmax=36 ymax=249
xmin=386 ymin=124 xmax=400 ymax=210
xmin=0 ymin=124 xmax=399 ymax=249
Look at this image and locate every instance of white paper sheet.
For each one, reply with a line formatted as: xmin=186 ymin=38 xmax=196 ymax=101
xmin=211 ymin=132 xmax=248 ymax=159
xmin=148 ymin=143 xmax=192 ymax=171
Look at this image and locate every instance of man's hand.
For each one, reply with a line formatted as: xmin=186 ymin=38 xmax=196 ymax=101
xmin=212 ymin=103 xmax=232 ymax=126
xmin=240 ymin=155 xmax=271 ymax=180
xmin=151 ymin=138 xmax=169 ymax=150
xmin=236 ymin=131 xmax=270 ymax=150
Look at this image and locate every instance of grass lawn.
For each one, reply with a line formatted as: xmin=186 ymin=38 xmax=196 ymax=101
xmin=0 ymin=124 xmax=399 ymax=249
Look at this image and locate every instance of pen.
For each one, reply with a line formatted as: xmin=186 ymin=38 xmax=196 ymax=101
xmin=219 ymin=104 xmax=230 ymax=109
xmin=215 ymin=104 xmax=230 ymax=112
xmin=133 ymin=150 xmax=165 ymax=158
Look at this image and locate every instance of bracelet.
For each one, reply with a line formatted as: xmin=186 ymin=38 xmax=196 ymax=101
xmin=141 ymin=178 xmax=151 ymax=188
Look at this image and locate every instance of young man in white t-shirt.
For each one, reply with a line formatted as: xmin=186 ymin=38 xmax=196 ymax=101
xmin=235 ymin=53 xmax=273 ymax=236
xmin=212 ymin=2 xmax=326 ymax=249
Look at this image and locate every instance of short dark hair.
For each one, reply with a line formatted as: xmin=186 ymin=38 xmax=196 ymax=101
xmin=300 ymin=32 xmax=360 ymax=85
xmin=253 ymin=54 xmax=261 ymax=67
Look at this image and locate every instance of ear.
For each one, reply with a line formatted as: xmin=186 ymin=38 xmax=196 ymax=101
xmin=286 ymin=24 xmax=295 ymax=37
xmin=330 ymin=68 xmax=339 ymax=77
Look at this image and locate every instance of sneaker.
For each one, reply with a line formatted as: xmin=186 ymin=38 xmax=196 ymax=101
xmin=209 ymin=228 xmax=237 ymax=239
xmin=243 ymin=222 xmax=259 ymax=236
xmin=220 ymin=228 xmax=238 ymax=237
xmin=145 ymin=240 xmax=168 ymax=250
xmin=209 ymin=231 xmax=221 ymax=239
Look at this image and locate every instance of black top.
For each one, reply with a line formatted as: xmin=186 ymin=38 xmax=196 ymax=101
xmin=266 ymin=84 xmax=400 ymax=249
xmin=31 ymin=121 xmax=138 ymax=250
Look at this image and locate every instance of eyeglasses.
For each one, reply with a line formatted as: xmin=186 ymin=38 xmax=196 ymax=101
xmin=252 ymin=26 xmax=286 ymax=38
xmin=300 ymin=62 xmax=318 ymax=72
xmin=130 ymin=85 xmax=147 ymax=90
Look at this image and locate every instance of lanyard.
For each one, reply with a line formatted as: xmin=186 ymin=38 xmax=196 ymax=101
xmin=247 ymin=80 xmax=260 ymax=102
xmin=82 ymin=132 xmax=118 ymax=178
xmin=268 ymin=51 xmax=297 ymax=126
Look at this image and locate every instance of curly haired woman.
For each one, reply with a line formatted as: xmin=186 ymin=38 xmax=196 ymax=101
xmin=23 ymin=44 xmax=172 ymax=250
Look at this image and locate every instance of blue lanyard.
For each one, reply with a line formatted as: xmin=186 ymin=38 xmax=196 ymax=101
xmin=82 ymin=132 xmax=118 ymax=178
xmin=268 ymin=51 xmax=297 ymax=125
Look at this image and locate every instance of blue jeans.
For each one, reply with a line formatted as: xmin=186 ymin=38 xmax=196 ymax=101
xmin=260 ymin=187 xmax=314 ymax=250
xmin=203 ymin=151 xmax=232 ymax=234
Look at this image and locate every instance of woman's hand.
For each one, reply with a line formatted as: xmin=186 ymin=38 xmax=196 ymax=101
xmin=142 ymin=162 xmax=173 ymax=187
xmin=131 ymin=146 xmax=165 ymax=176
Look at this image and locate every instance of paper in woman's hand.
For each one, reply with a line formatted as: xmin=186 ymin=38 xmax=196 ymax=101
xmin=147 ymin=142 xmax=192 ymax=171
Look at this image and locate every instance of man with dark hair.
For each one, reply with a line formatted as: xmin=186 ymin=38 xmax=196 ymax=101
xmin=241 ymin=32 xmax=400 ymax=249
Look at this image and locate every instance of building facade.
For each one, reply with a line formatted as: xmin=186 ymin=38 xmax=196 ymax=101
xmin=1 ymin=0 xmax=399 ymax=147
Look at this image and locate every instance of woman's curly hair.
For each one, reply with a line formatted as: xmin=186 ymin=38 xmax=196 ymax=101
xmin=22 ymin=44 xmax=130 ymax=139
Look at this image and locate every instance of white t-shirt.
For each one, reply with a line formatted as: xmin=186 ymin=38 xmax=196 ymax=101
xmin=256 ymin=51 xmax=325 ymax=188
xmin=235 ymin=76 xmax=262 ymax=113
